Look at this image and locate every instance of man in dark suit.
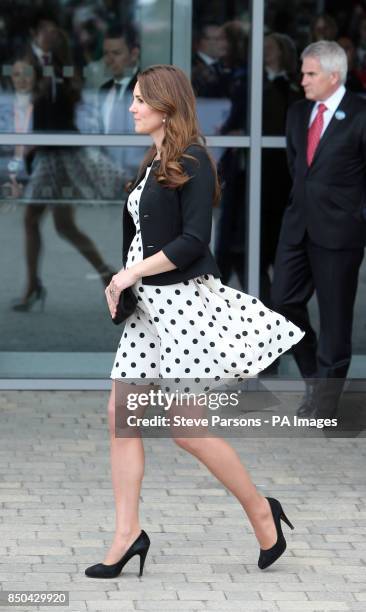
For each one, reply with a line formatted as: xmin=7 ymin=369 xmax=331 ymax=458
xmin=99 ymin=24 xmax=140 ymax=183
xmin=191 ymin=22 xmax=228 ymax=98
xmin=271 ymin=40 xmax=366 ymax=419
xmin=99 ymin=24 xmax=140 ymax=134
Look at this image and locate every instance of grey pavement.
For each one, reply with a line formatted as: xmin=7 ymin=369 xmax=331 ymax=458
xmin=1 ymin=390 xmax=366 ymax=612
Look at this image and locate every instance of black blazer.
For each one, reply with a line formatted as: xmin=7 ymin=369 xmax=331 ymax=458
xmin=122 ymin=144 xmax=221 ymax=285
xmin=280 ymin=90 xmax=366 ymax=249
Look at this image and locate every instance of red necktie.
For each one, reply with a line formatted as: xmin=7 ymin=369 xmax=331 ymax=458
xmin=307 ymin=103 xmax=327 ymax=166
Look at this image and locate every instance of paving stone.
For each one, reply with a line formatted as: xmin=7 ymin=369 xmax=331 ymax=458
xmin=1 ymin=391 xmax=366 ymax=612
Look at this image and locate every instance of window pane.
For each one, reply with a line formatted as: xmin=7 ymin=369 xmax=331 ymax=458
xmin=0 ymin=144 xmax=144 ymax=378
xmin=192 ymin=1 xmax=250 ymax=135
xmin=0 ymin=1 xmax=172 ymax=135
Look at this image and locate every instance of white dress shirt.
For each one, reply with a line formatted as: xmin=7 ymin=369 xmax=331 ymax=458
xmin=197 ymin=51 xmax=217 ymax=66
xmin=309 ymin=85 xmax=346 ymax=136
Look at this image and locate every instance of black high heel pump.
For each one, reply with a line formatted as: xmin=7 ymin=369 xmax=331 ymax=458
xmin=85 ymin=530 xmax=150 ymax=579
xmin=258 ymin=497 xmax=294 ymax=570
xmin=12 ymin=283 xmax=47 ymax=312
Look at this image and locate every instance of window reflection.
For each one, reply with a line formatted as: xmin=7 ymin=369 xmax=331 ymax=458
xmin=0 ymin=145 xmax=140 ymax=352
xmin=192 ymin=3 xmax=250 ymax=135
xmin=0 ymin=3 xmax=169 ymax=139
xmin=263 ymin=1 xmax=366 ymax=136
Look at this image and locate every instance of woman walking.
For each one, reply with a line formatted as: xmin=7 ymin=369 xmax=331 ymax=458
xmin=85 ymin=64 xmax=304 ymax=579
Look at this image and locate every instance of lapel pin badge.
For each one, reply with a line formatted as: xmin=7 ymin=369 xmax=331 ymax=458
xmin=335 ymin=110 xmax=346 ymax=120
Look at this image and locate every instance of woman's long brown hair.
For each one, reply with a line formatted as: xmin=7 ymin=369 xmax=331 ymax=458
xmin=133 ymin=64 xmax=220 ymax=207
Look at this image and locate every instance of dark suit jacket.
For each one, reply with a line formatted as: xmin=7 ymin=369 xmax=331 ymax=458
xmin=281 ymin=90 xmax=366 ymax=249
xmin=122 ymin=144 xmax=221 ymax=285
xmin=191 ymin=54 xmax=229 ymax=98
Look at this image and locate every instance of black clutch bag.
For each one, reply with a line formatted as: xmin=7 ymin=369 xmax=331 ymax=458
xmin=111 ymin=287 xmax=138 ymax=325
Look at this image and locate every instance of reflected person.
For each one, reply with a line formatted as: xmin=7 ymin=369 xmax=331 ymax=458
xmin=99 ymin=24 xmax=141 ymax=184
xmin=261 ymin=33 xmax=302 ymax=307
xmin=214 ymin=21 xmax=248 ymax=289
xmin=191 ymin=21 xmax=229 ymax=98
xmin=12 ymin=28 xmax=115 ymax=311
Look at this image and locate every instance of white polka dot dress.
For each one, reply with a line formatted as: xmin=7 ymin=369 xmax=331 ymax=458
xmin=111 ymin=164 xmax=304 ymax=389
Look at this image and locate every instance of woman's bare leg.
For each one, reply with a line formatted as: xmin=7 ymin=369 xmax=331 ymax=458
xmin=172 ymin=405 xmax=277 ymax=550
xmin=52 ymin=206 xmax=112 ymax=286
xmin=23 ymin=204 xmax=47 ymax=296
xmin=103 ymin=381 xmax=145 ymax=564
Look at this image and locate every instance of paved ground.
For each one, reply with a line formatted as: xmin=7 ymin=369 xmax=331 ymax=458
xmin=1 ymin=390 xmax=365 ymax=612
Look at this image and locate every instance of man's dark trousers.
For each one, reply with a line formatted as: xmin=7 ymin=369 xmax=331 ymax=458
xmin=272 ymin=234 xmax=363 ymax=416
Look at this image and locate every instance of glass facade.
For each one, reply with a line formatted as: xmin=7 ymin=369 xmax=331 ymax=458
xmin=0 ymin=0 xmax=365 ymax=382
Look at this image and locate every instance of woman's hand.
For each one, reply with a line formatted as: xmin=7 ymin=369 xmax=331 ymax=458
xmin=3 ymin=177 xmax=23 ymax=199
xmin=105 ymin=267 xmax=138 ymax=318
